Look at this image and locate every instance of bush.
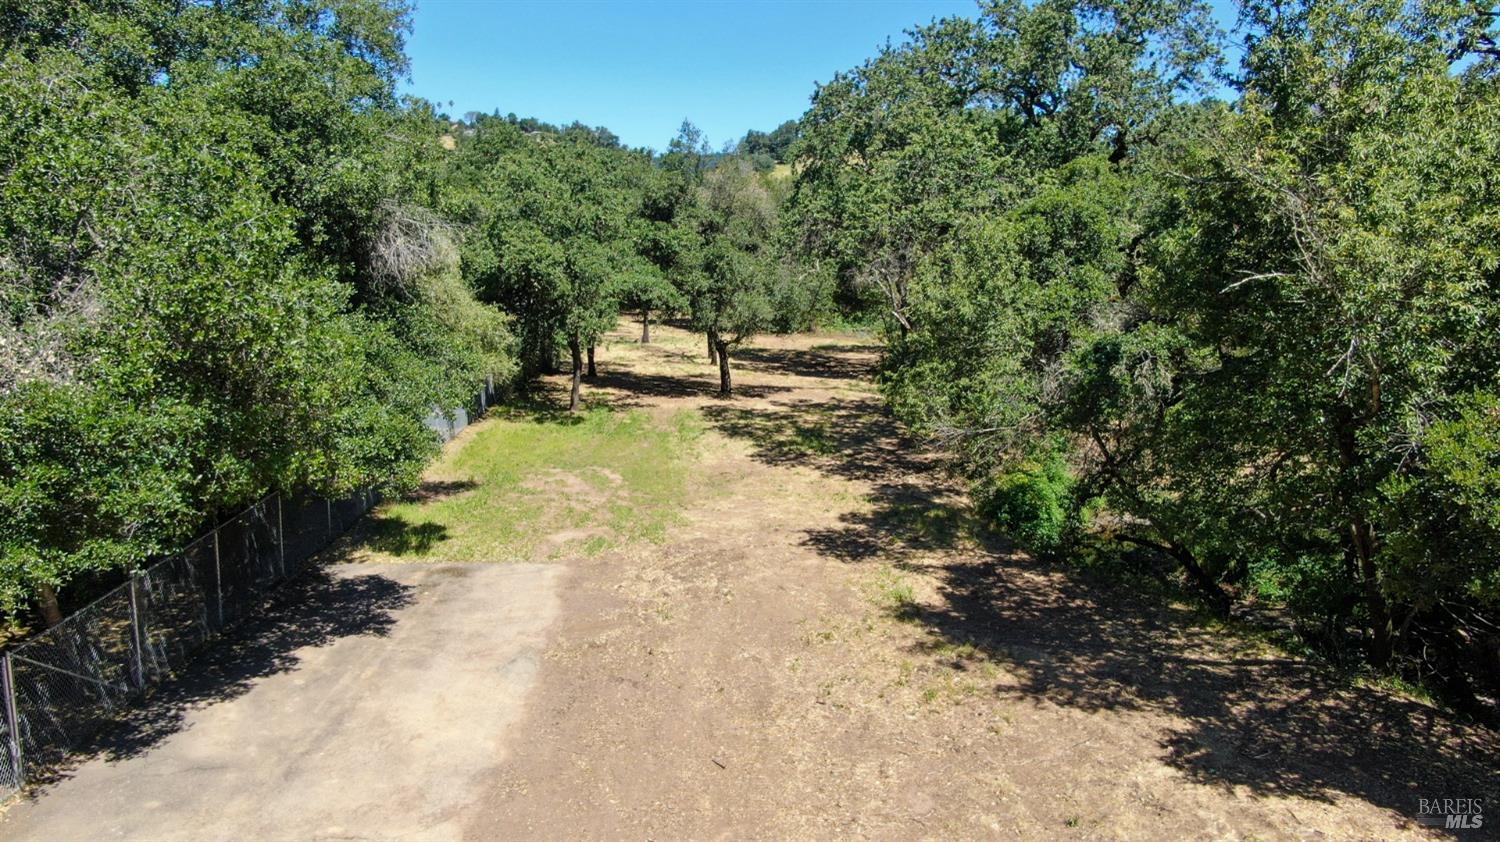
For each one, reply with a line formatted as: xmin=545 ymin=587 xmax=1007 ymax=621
xmin=976 ymin=446 xmax=1079 ymax=558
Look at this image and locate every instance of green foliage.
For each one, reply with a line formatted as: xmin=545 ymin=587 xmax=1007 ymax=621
xmin=764 ymin=258 xmax=838 ymax=333
xmin=789 ymin=0 xmax=1500 ymax=704
xmin=663 ymin=120 xmax=713 ymax=184
xmin=446 ymin=116 xmax=651 ymax=375
xmin=1378 ymin=393 xmax=1500 ymax=612
xmin=787 ymin=0 xmax=1218 ymax=324
xmin=620 ymin=166 xmax=693 ymax=322
xmin=682 ymin=159 xmax=793 ymax=387
xmin=740 ymin=119 xmax=801 ymax=167
xmin=0 ymin=1 xmax=813 ymax=623
xmin=616 ymin=268 xmax=687 ymax=323
xmin=1141 ymin=0 xmax=1500 ymax=687
xmin=976 ymin=444 xmax=1079 ymax=557
xmin=442 ymin=115 xmax=810 ymax=401
xmin=0 ymin=0 xmax=508 ymax=619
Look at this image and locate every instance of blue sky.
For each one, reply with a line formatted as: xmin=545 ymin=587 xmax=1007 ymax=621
xmin=400 ymin=0 xmax=1239 ymax=153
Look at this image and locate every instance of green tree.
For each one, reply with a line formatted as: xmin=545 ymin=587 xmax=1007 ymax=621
xmin=663 ymin=119 xmax=712 ymax=184
xmin=797 ymin=0 xmax=1500 ymax=707
xmin=0 ymin=0 xmax=507 ymax=623
xmin=625 ymin=168 xmax=695 ymax=343
xmin=456 ymin=122 xmax=647 ymax=410
xmin=789 ymin=0 xmax=1218 ymax=329
xmin=1143 ymin=0 xmax=1500 ymax=693
xmin=688 ymin=160 xmax=784 ymax=396
xmin=791 ymin=0 xmax=1228 ymax=605
xmin=740 ymin=119 xmax=801 ymax=169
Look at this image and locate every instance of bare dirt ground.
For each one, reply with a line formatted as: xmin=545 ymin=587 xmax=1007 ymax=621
xmin=468 ymin=320 xmax=1499 ymax=841
xmin=3 ymin=319 xmax=1495 ymax=841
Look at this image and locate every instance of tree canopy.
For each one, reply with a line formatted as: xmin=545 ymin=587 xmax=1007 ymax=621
xmin=786 ymin=0 xmax=1500 ymax=709
xmin=0 ymin=0 xmax=507 ymax=620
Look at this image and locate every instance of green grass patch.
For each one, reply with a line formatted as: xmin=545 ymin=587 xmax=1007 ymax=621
xmin=865 ymin=569 xmax=921 ymax=622
xmin=357 ymin=407 xmax=702 ymax=562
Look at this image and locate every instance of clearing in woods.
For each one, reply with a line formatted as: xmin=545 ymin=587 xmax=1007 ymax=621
xmin=3 ymin=318 xmax=1495 ymax=840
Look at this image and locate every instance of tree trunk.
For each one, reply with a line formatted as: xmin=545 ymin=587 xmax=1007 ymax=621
xmin=1331 ymin=405 xmax=1392 ymax=666
xmin=1108 ymin=126 xmax=1130 ymax=164
xmin=568 ymin=337 xmax=583 ymax=412
xmin=586 ymin=342 xmax=597 ymax=378
xmin=37 ymin=581 xmax=63 ymax=628
xmin=1173 ymin=545 xmax=1231 ymax=619
xmin=714 ymin=337 xmax=731 ymax=397
xmin=707 ymin=334 xmax=717 ymax=365
xmin=1352 ymin=516 xmax=1393 ymax=666
xmin=641 ymin=309 xmax=651 ymax=343
xmin=1119 ymin=535 xmax=1230 ymax=619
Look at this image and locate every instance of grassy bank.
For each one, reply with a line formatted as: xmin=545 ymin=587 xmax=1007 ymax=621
xmin=350 ymin=406 xmax=702 ymax=563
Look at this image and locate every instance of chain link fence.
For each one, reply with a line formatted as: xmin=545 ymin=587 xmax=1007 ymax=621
xmin=425 ymin=376 xmax=495 ymax=444
xmin=0 ymin=383 xmax=496 ymax=797
xmin=0 ymin=491 xmax=375 ymax=790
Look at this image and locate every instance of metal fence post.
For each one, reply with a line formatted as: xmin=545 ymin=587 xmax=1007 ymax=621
xmin=212 ymin=528 xmax=224 ymax=631
xmin=127 ymin=573 xmax=146 ymax=691
xmin=325 ymin=498 xmax=333 ymax=536
xmin=276 ymin=494 xmax=286 ymax=579
xmin=1 ymin=653 xmax=24 ymax=786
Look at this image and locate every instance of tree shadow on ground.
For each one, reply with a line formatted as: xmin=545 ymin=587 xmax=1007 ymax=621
xmin=733 ymin=345 xmax=876 ymax=381
xmin=360 ymin=516 xmax=450 ymax=556
xmin=699 ymin=347 xmax=1500 ymax=831
xmin=586 ymin=368 xmax=793 ymax=408
xmin=332 ymin=480 xmax=471 ymax=557
xmin=897 ymin=538 xmax=1500 ymax=824
xmin=21 ymin=568 xmax=414 ymax=792
xmin=701 ymin=395 xmax=938 ymax=483
xmin=591 ymin=369 xmax=717 ymax=401
xmin=401 ymin=478 xmax=478 ymax=504
xmin=801 ymin=480 xmax=978 ymax=565
xmin=814 ymin=476 xmax=1499 ymax=830
xmin=500 ymin=389 xmax=589 ymax=425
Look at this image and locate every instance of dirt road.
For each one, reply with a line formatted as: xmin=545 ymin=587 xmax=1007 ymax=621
xmin=3 ymin=321 xmax=1495 ymax=840
xmin=466 ymin=324 xmax=1497 ymax=840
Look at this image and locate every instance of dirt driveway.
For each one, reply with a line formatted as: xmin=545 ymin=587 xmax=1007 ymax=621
xmin=2 ymin=320 xmax=1495 ymax=840
xmin=0 ymin=562 xmax=560 ymax=841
